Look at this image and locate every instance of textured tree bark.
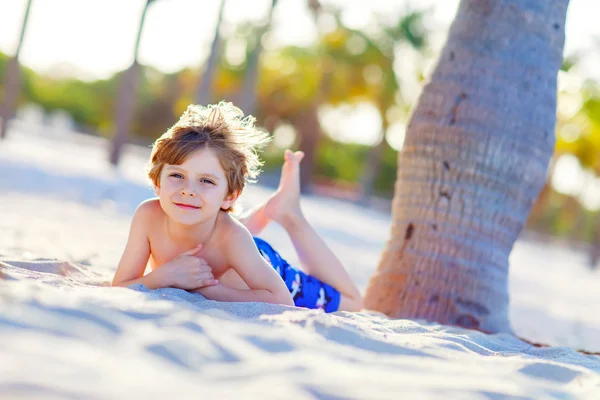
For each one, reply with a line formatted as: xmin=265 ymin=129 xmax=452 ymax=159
xmin=364 ymin=0 xmax=570 ymax=333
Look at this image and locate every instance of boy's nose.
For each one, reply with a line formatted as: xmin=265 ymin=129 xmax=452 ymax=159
xmin=180 ymin=187 xmax=196 ymax=197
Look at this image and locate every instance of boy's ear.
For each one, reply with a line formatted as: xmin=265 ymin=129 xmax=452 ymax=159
xmin=153 ymin=183 xmax=160 ymax=196
xmin=221 ymin=190 xmax=241 ymax=210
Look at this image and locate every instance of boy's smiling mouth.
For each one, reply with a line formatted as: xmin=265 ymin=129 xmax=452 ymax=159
xmin=174 ymin=202 xmax=201 ymax=210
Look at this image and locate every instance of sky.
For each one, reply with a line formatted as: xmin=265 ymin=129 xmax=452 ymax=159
xmin=0 ymin=0 xmax=452 ymax=80
xmin=3 ymin=0 xmax=597 ymax=81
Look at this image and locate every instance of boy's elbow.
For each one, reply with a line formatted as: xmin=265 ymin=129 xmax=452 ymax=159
xmin=111 ymin=279 xmax=125 ymax=287
xmin=111 ymin=276 xmax=133 ymax=288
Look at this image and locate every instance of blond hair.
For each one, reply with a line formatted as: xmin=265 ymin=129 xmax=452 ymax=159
xmin=147 ymin=102 xmax=271 ymax=212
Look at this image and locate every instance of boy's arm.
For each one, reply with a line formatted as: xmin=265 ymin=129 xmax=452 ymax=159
xmin=195 ymin=226 xmax=293 ymax=306
xmin=112 ymin=202 xmax=164 ymax=289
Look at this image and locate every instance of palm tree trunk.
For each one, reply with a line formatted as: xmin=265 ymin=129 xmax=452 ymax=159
xmin=364 ymin=0 xmax=569 ymax=333
xmin=0 ymin=0 xmax=33 ymax=140
xmin=236 ymin=0 xmax=278 ymax=115
xmin=196 ymin=0 xmax=226 ymax=105
xmin=109 ymin=0 xmax=151 ymax=166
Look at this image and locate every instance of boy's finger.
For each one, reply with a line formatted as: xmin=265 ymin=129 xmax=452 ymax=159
xmin=195 ymin=270 xmax=213 ymax=278
xmin=196 ymin=275 xmax=216 ymax=282
xmin=194 ymin=255 xmax=208 ymax=266
xmin=294 ymin=151 xmax=305 ymax=162
xmin=198 ymin=279 xmax=218 ymax=286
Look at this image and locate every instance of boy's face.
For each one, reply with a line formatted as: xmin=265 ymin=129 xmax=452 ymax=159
xmin=155 ymin=147 xmax=237 ymax=226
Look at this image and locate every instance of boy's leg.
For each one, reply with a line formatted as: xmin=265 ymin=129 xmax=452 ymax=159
xmin=237 ymin=150 xmax=306 ymax=235
xmin=263 ymin=150 xmax=362 ymax=311
xmin=238 ymin=204 xmax=271 ymax=237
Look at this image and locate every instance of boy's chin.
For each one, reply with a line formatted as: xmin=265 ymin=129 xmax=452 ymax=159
xmin=175 ymin=217 xmax=195 ymax=223
xmin=167 ymin=213 xmax=205 ymax=226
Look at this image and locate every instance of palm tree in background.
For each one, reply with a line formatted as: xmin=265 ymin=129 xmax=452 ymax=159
xmin=196 ymin=0 xmax=227 ymax=105
xmin=358 ymin=10 xmax=428 ymax=204
xmin=257 ymin=2 xmax=396 ymax=193
xmin=109 ymin=0 xmax=155 ymax=166
xmin=293 ymin=0 xmax=327 ymax=192
xmin=0 ymin=0 xmax=33 ymax=140
xmin=293 ymin=0 xmax=359 ymax=192
xmin=364 ymin=0 xmax=570 ymax=333
xmin=236 ymin=0 xmax=278 ymax=115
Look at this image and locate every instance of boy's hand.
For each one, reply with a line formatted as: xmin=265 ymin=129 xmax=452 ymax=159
xmin=156 ymin=245 xmax=218 ymax=290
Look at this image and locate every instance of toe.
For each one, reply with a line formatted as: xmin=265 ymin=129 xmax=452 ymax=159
xmin=284 ymin=149 xmax=293 ymax=161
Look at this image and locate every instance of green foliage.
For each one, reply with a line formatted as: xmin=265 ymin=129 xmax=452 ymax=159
xmin=315 ymin=137 xmax=369 ymax=182
xmin=556 ymin=81 xmax=600 ymax=173
xmin=527 ymin=188 xmax=600 ymax=243
xmin=530 ymin=78 xmax=600 ymax=242
xmin=264 ymin=137 xmax=398 ymax=197
xmin=28 ymin=76 xmax=105 ymax=127
xmin=0 ymin=52 xmax=8 ymax=78
xmin=373 ymin=142 xmax=398 ymax=196
xmin=385 ymin=10 xmax=428 ymax=50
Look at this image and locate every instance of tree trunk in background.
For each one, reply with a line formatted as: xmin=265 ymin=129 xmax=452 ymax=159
xmin=356 ymin=11 xmax=428 ymax=204
xmin=526 ymin=157 xmax=557 ymax=231
xmin=294 ymin=106 xmax=321 ymax=193
xmin=109 ymin=62 xmax=141 ymax=165
xmin=358 ymin=121 xmax=390 ymax=205
xmin=0 ymin=0 xmax=33 ymax=140
xmin=294 ymin=61 xmax=335 ymax=194
xmin=237 ymin=0 xmax=278 ymax=115
xmin=589 ymin=212 xmax=600 ymax=269
xmin=196 ymin=0 xmax=226 ymax=105
xmin=0 ymin=58 xmax=21 ymax=140
xmin=364 ymin=0 xmax=569 ymax=333
xmin=109 ymin=1 xmax=152 ymax=166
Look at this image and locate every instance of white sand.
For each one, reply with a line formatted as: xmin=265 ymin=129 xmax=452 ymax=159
xmin=1 ymin=124 xmax=600 ymax=399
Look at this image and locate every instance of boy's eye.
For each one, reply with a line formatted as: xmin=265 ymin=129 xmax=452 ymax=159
xmin=200 ymin=179 xmax=215 ymax=185
xmin=169 ymin=173 xmax=183 ymax=179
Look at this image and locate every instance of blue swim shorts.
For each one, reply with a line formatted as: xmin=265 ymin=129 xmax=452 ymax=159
xmin=253 ymin=237 xmax=341 ymax=313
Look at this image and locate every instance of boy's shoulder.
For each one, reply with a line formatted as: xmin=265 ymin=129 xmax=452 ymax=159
xmin=216 ymin=211 xmax=253 ymax=243
xmin=134 ymin=198 xmax=164 ymax=220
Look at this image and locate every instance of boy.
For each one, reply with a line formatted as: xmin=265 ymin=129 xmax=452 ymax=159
xmin=112 ymin=102 xmax=362 ymax=312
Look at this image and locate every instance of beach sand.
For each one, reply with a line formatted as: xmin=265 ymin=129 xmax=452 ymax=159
xmin=1 ymin=124 xmax=599 ymax=399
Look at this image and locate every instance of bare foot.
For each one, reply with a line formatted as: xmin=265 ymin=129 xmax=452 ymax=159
xmin=264 ymin=149 xmax=305 ymax=227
